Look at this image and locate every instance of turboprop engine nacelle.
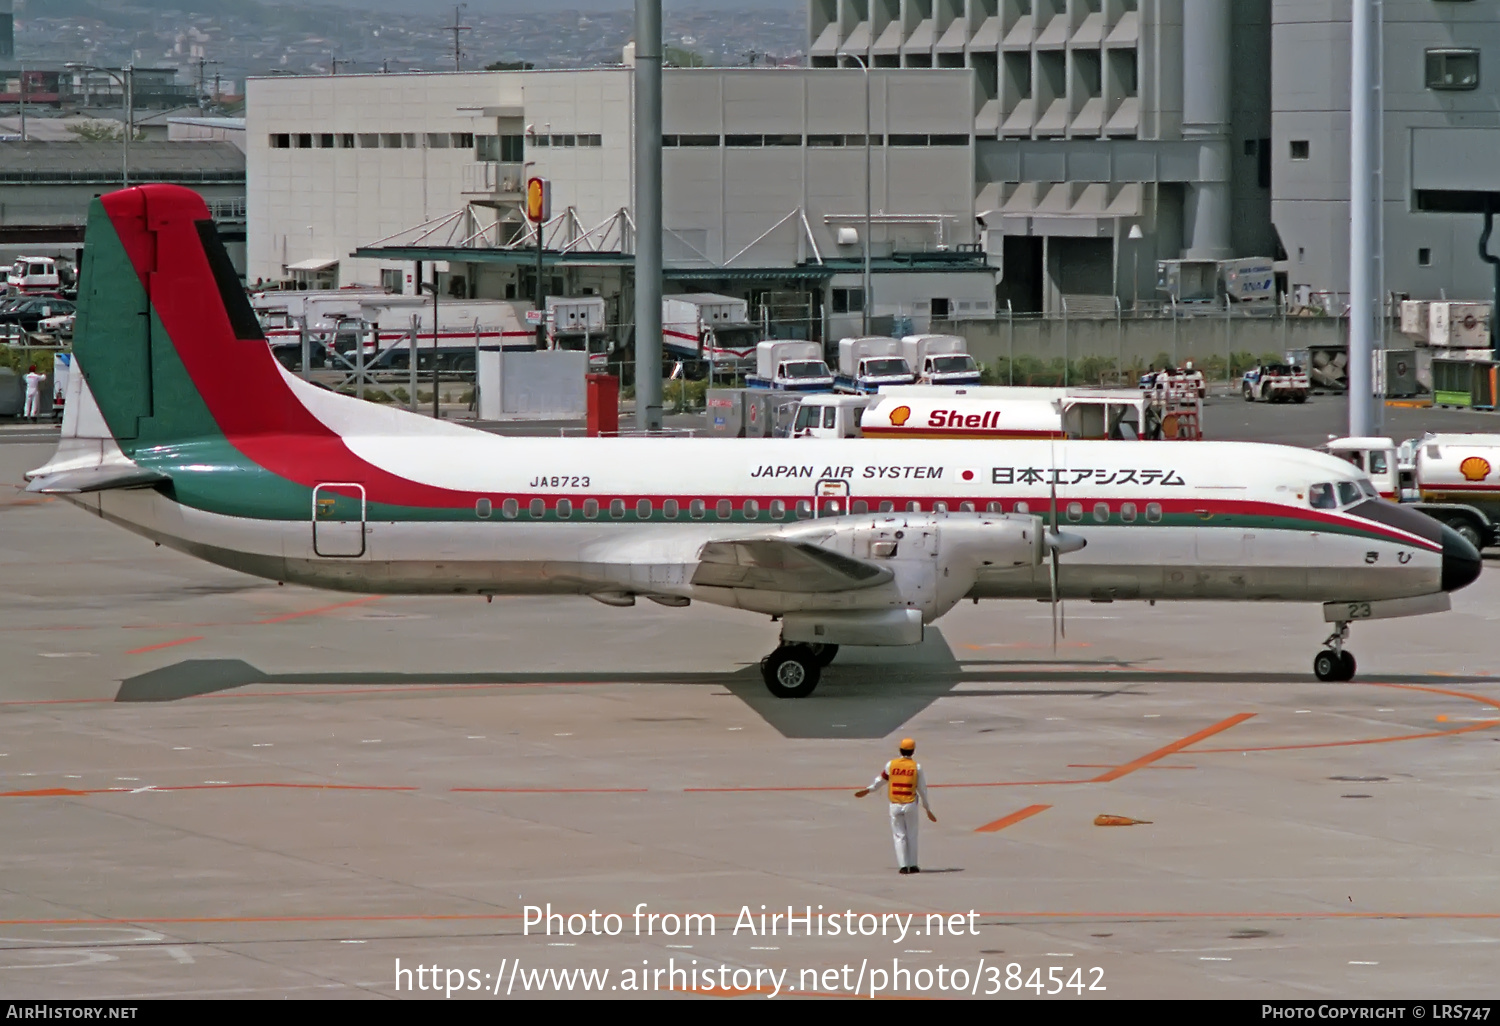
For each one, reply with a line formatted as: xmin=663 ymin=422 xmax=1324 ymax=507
xmin=708 ymin=512 xmax=1047 ymax=627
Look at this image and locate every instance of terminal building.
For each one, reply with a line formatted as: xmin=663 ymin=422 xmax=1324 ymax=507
xmin=244 ymin=0 xmax=1500 ymax=337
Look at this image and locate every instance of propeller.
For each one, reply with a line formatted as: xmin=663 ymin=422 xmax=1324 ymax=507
xmin=1045 ymin=445 xmax=1087 ymax=653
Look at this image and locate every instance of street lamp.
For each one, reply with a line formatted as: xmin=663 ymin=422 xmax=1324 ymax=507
xmin=1128 ymin=223 xmax=1145 ymax=312
xmin=837 ymin=50 xmax=872 ymax=336
xmin=418 ymin=278 xmax=441 ymax=420
xmin=66 ymin=62 xmax=134 ymax=189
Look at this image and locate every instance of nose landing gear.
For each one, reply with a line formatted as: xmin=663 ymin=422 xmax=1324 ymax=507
xmin=1313 ymin=622 xmax=1357 ymax=682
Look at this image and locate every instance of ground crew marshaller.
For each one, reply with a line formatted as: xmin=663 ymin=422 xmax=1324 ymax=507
xmin=855 ymin=737 xmax=936 ymax=874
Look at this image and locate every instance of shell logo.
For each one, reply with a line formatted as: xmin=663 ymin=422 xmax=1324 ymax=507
xmin=1460 ymin=456 xmax=1492 ymax=482
xmin=889 ymin=405 xmax=912 ymax=427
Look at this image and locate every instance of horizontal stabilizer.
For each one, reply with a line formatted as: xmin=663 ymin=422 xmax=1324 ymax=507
xmin=692 ymin=539 xmax=893 ymax=593
xmin=26 ymin=465 xmax=171 ymax=495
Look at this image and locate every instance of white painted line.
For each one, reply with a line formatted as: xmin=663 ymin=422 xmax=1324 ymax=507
xmin=546 ymin=943 xmax=575 ymax=947
xmin=341 ymin=940 xmax=367 ymax=945
xmin=665 ymin=945 xmax=693 ymax=949
xmin=172 ymin=747 xmax=190 ymax=751
xmin=1143 ymin=714 xmax=1160 ymax=718
xmin=39 ymin=652 xmax=97 ymax=658
xmin=1045 ymin=717 xmax=1064 ymax=721
xmin=467 ymin=736 xmax=485 ymax=740
xmin=204 ymin=780 xmax=228 ymax=784
xmin=1376 ymin=708 xmax=1395 ymax=712
xmin=750 ymin=946 xmax=779 ymax=951
xmin=1295 ymin=710 xmax=1310 ymax=714
xmin=130 ymin=786 xmax=157 ymax=794
xmin=360 ymin=739 xmax=381 ymax=744
xmin=727 ymin=727 xmax=742 ymax=731
xmin=252 ymin=743 xmax=272 ymax=748
xmin=554 ymin=733 xmax=573 ymax=737
xmin=115 ymin=777 xmax=138 ymax=781
xmin=19 ymin=772 xmax=35 ymax=777
xmin=832 ymin=723 xmax=847 ymax=727
xmin=1045 ymin=953 xmax=1074 ymax=957
xmin=949 ymin=720 xmax=965 ymax=724
xmin=904 ymin=949 xmax=933 ymax=953
xmin=1199 ymin=957 xmax=1232 ymax=961
xmin=1349 ymin=961 xmax=1378 ymax=965
xmin=64 ymin=775 xmax=81 ymax=779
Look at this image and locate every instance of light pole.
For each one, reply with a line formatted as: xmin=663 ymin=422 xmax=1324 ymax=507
xmin=419 ymin=278 xmax=441 ymax=419
xmin=1128 ymin=223 xmax=1145 ymax=312
xmin=838 ymin=51 xmax=872 ymax=335
xmin=66 ymin=63 xmax=133 ymax=189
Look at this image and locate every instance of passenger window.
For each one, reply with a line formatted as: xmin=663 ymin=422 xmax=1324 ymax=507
xmin=556 ymin=498 xmax=573 ymax=518
xmin=852 ymin=500 xmax=868 ymax=514
xmin=1369 ymin=451 xmax=1389 ymax=474
xmin=934 ymin=501 xmax=948 ymax=513
xmin=1120 ymin=502 xmax=1137 ymax=523
xmin=823 ymin=407 xmax=836 ymax=429
xmin=636 ymin=498 xmax=652 ymax=518
xmin=744 ymin=498 xmax=760 ymax=517
xmin=1014 ymin=501 xmax=1029 ymax=514
xmin=986 ymin=501 xmax=1003 ymax=513
xmin=771 ymin=499 xmax=786 ymax=518
xmin=796 ymin=499 xmax=813 ymax=519
xmin=1066 ymin=501 xmax=1084 ymax=522
xmin=1337 ymin=481 xmax=1361 ymax=506
xmin=1308 ymin=482 xmax=1337 ymax=509
xmin=1145 ymin=502 xmax=1163 ymax=523
xmin=529 ymin=498 xmax=545 ymax=518
xmin=689 ymin=499 xmax=706 ymax=519
xmin=906 ymin=501 xmax=922 ymax=513
xmin=960 ymin=501 xmax=975 ymax=512
xmin=1093 ymin=502 xmax=1110 ymax=523
xmin=664 ymin=499 xmax=680 ymax=519
xmin=501 ymin=498 xmax=519 ymax=519
xmin=583 ymin=498 xmax=600 ymax=519
xmin=879 ymin=500 xmax=895 ymax=513
xmin=716 ymin=499 xmax=732 ymax=519
xmin=609 ymin=498 xmax=625 ymax=519
xmin=475 ymin=498 xmax=492 ymax=518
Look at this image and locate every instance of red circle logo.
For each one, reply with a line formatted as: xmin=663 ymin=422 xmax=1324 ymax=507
xmin=962 ymin=470 xmax=974 ymax=481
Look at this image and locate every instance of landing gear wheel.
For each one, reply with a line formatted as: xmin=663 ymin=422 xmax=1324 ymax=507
xmin=1339 ymin=651 xmax=1357 ymax=681
xmin=1313 ymin=650 xmax=1342 ymax=682
xmin=805 ymin=643 xmax=840 ymax=667
xmin=761 ymin=645 xmax=821 ymax=698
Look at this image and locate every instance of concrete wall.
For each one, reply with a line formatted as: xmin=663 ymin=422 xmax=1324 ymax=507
xmin=1272 ymin=0 xmax=1500 ymax=301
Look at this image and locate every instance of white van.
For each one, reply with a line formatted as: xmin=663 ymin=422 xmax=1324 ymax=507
xmin=7 ymin=256 xmax=65 ymax=292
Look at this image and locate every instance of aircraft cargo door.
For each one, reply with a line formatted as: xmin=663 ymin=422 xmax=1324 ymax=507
xmin=313 ymin=483 xmax=367 ymax=558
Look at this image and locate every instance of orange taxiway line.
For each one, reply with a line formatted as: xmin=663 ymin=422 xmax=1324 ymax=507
xmin=974 ymin=803 xmax=1052 ymax=833
xmin=453 ymin=787 xmax=649 ymax=794
xmin=1090 ymin=713 xmax=1255 ymax=783
xmin=1068 ymin=764 xmax=1195 ymax=770
xmin=254 ymin=596 xmax=383 ymax=624
xmin=124 ymin=635 xmax=205 ymax=655
xmin=0 ymin=782 xmax=419 ymax=798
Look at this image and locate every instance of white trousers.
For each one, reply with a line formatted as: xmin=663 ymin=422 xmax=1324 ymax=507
xmin=889 ymin=801 xmax=920 ymax=868
xmin=23 ymin=392 xmax=40 ymax=418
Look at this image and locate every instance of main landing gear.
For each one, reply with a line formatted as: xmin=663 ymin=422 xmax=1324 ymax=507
xmin=1313 ymin=621 xmax=1357 ymax=682
xmin=760 ymin=642 xmax=839 ymax=698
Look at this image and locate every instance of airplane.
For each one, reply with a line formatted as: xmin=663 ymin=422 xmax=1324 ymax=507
xmin=26 ymin=185 xmax=1483 ymax=697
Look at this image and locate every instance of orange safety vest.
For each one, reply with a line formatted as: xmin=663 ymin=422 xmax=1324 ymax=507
xmin=886 ymin=758 xmax=918 ymax=804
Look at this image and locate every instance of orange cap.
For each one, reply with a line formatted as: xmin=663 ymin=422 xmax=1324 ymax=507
xmin=899 ymin=738 xmax=915 ymax=752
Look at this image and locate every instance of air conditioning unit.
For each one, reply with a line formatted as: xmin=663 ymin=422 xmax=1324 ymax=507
xmin=500 ymin=175 xmax=522 ymax=193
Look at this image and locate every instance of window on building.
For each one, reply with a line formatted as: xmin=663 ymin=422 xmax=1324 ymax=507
xmin=269 ymin=133 xmax=290 ymax=148
xmin=831 ymin=287 xmax=864 ymax=314
xmin=380 ymin=268 xmax=404 ymax=294
xmin=679 ymin=134 xmax=719 ymax=146
xmin=928 ymin=134 xmax=969 ymax=146
xmin=1418 ymin=247 xmax=1433 ymax=267
xmin=1257 ymin=137 xmax=1272 ymax=188
xmin=578 ymin=134 xmax=602 ymax=147
xmin=806 ymin=134 xmax=844 ymax=147
xmin=476 ymin=135 xmax=499 ymax=160
xmin=1427 ymin=48 xmax=1480 ymax=90
xmin=845 ymin=134 xmax=884 ymax=146
xmin=294 ymin=133 xmax=313 ymax=148
xmin=552 ymin=134 xmax=575 ymax=147
xmin=1244 ymin=139 xmax=1257 ymax=156
xmin=402 ymin=133 xmax=418 ymax=148
xmin=724 ymin=134 xmax=763 ymax=147
xmin=357 ymin=133 xmax=379 ymax=148
xmin=661 ymin=135 xmax=679 ymax=147
xmin=426 ymin=133 xmax=450 ymax=148
xmin=452 ymin=132 xmax=474 ymax=148
xmin=764 ymin=134 xmax=802 ymax=146
xmin=1290 ymin=140 xmax=1309 ymax=160
xmin=381 ymin=133 xmax=403 ymax=148
xmin=888 ymin=133 xmax=927 ymax=146
xmin=338 ymin=133 xmax=355 ymax=148
xmin=317 ymin=133 xmax=335 ymax=148
xmin=501 ymin=135 xmax=525 ymax=161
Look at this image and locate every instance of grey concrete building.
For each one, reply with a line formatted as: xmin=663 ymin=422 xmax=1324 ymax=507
xmin=1273 ymin=0 xmax=1500 ymax=306
xmin=811 ymin=0 xmax=1274 ymax=313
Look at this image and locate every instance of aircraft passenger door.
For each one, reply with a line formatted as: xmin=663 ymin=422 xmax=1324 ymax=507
xmin=313 ymin=483 xmax=367 ymax=558
xmin=814 ymin=478 xmax=850 ymax=518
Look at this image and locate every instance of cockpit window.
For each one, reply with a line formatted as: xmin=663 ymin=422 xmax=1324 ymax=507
xmin=1309 ymin=482 xmax=1338 ymax=509
xmin=1358 ymin=479 xmax=1378 ymax=498
xmin=1337 ymin=481 xmax=1361 ymax=506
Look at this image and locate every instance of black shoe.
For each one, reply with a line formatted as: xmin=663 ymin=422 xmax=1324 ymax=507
xmin=898 ymin=867 xmax=910 ymax=875
xmin=909 ymin=866 xmax=920 ymax=873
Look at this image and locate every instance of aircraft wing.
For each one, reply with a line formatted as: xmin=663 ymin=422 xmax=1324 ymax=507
xmin=691 ymin=539 xmax=893 ymax=593
xmin=25 ymin=465 xmax=171 ymax=494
